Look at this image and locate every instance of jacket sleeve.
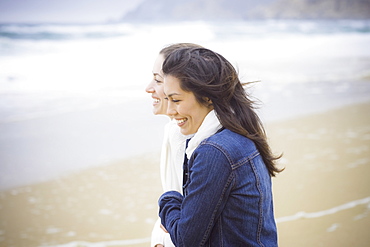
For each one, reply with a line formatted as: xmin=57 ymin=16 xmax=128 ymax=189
xmin=158 ymin=144 xmax=233 ymax=246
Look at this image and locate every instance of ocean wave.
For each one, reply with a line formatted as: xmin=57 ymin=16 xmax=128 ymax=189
xmin=1 ymin=20 xmax=370 ymax=41
xmin=1 ymin=20 xmax=370 ymax=124
xmin=276 ymin=196 xmax=370 ymax=223
xmin=41 ymin=197 xmax=370 ymax=246
xmin=0 ymin=23 xmax=136 ymax=40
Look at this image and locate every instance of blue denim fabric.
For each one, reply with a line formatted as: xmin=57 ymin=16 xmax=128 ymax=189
xmin=159 ymin=129 xmax=277 ymax=247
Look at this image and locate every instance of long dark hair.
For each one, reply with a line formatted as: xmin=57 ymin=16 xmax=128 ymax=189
xmin=162 ymin=47 xmax=282 ymax=176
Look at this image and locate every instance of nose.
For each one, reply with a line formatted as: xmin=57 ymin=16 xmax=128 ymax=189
xmin=167 ymin=101 xmax=177 ymax=116
xmin=145 ymin=81 xmax=155 ymax=93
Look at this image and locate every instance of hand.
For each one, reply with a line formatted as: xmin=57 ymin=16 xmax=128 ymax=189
xmin=160 ymin=224 xmax=169 ymax=233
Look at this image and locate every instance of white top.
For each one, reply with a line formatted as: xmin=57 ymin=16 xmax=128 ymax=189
xmin=151 ymin=110 xmax=222 ymax=247
xmin=151 ymin=120 xmax=186 ymax=247
xmin=160 ymin=120 xmax=188 ymax=193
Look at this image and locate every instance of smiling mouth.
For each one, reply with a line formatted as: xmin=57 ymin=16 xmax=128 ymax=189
xmin=153 ymin=98 xmax=160 ymax=104
xmin=176 ymin=118 xmax=187 ymax=125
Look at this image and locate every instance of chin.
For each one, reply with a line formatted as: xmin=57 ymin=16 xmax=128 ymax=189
xmin=153 ymin=110 xmax=166 ymax=116
xmin=153 ymin=109 xmax=159 ymax=115
xmin=180 ymin=129 xmax=190 ymax=136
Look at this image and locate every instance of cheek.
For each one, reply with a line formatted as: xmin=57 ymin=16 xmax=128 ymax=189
xmin=192 ymin=106 xmax=210 ymax=123
xmin=155 ymin=85 xmax=165 ymax=99
xmin=181 ymin=105 xmax=196 ymax=118
xmin=161 ymin=99 xmax=168 ymax=109
xmin=158 ymin=91 xmax=166 ymax=100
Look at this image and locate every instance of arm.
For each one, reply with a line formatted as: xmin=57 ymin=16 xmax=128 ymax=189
xmin=151 ymin=218 xmax=166 ymax=247
xmin=151 ymin=218 xmax=175 ymax=247
xmin=159 ymin=121 xmax=171 ymax=192
xmin=153 ymin=121 xmax=178 ymax=247
xmin=159 ymin=145 xmax=233 ymax=246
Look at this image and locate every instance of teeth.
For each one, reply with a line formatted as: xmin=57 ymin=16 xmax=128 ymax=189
xmin=176 ymin=118 xmax=187 ymax=124
xmin=154 ymin=99 xmax=160 ymax=103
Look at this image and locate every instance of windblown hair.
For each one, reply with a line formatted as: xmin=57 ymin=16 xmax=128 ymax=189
xmin=162 ymin=47 xmax=283 ymax=177
xmin=160 ymin=43 xmax=203 ymax=58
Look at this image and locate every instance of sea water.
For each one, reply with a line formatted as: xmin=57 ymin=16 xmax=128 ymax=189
xmin=1 ymin=20 xmax=370 ymax=189
xmin=1 ymin=20 xmax=370 ymax=123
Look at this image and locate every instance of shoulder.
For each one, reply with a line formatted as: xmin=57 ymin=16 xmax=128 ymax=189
xmin=197 ymin=129 xmax=258 ymax=160
xmin=205 ymin=129 xmax=255 ymax=149
xmin=190 ymin=129 xmax=259 ymax=170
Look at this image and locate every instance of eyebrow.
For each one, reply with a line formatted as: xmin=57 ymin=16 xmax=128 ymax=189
xmin=153 ymin=72 xmax=163 ymax=78
xmin=166 ymin=93 xmax=180 ymax=97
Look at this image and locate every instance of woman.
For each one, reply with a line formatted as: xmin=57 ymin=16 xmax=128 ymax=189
xmin=146 ymin=43 xmax=203 ymax=193
xmin=159 ymin=47 xmax=283 ymax=246
xmin=146 ymin=43 xmax=221 ymax=247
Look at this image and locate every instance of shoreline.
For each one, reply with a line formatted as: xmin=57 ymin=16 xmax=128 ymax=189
xmin=1 ymin=74 xmax=370 ymax=190
xmin=2 ymin=80 xmax=370 ymax=191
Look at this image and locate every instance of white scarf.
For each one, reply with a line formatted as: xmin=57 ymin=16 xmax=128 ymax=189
xmin=186 ymin=109 xmax=222 ymax=159
xmin=159 ymin=110 xmax=222 ymax=193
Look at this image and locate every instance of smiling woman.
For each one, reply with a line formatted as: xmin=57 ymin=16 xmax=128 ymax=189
xmin=158 ymin=47 xmax=283 ymax=246
xmin=146 ymin=43 xmax=203 ymax=116
xmin=146 ymin=43 xmax=212 ymax=247
xmin=164 ymin=74 xmax=213 ymax=135
xmin=146 ymin=54 xmax=166 ymax=115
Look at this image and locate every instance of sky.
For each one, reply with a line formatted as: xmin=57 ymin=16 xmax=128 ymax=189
xmin=0 ymin=0 xmax=143 ymax=23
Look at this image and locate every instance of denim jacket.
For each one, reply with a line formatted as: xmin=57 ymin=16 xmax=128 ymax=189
xmin=159 ymin=129 xmax=277 ymax=247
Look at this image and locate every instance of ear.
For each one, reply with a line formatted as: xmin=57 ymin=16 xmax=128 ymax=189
xmin=203 ymin=97 xmax=213 ymax=107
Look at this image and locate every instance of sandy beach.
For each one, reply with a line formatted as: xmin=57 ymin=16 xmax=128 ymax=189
xmin=0 ymin=101 xmax=369 ymax=247
xmin=268 ymin=101 xmax=370 ymax=246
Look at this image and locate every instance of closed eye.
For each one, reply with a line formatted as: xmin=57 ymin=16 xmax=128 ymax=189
xmin=164 ymin=97 xmax=180 ymax=103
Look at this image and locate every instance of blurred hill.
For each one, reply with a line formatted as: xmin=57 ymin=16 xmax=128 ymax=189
xmin=122 ymin=0 xmax=370 ymax=21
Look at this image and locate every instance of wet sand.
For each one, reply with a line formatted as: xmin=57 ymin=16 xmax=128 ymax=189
xmin=0 ymin=102 xmax=369 ymax=247
xmin=268 ymin=101 xmax=370 ymax=246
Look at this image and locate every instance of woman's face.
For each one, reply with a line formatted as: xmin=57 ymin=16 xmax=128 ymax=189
xmin=164 ymin=75 xmax=213 ymax=135
xmin=145 ymin=54 xmax=167 ymax=115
